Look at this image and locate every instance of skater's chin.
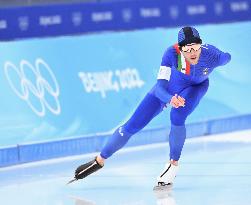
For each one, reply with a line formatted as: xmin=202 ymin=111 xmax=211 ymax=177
xmin=188 ymin=57 xmax=199 ymax=65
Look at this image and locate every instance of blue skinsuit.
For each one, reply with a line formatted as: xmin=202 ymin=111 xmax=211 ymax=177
xmin=101 ymin=44 xmax=231 ymax=161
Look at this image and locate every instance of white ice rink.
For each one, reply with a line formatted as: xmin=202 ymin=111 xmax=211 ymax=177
xmin=1 ymin=129 xmax=251 ymax=205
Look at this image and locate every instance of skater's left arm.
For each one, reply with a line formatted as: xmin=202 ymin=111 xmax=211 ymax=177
xmin=210 ymin=44 xmax=231 ymax=66
xmin=217 ymin=50 xmax=231 ymax=66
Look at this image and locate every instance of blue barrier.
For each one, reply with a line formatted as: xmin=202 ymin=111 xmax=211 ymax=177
xmin=1 ymin=114 xmax=251 ymax=167
xmin=0 ymin=145 xmax=19 ymax=167
xmin=0 ymin=0 xmax=251 ymax=41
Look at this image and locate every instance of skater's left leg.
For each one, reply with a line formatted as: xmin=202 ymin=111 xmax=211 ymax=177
xmin=169 ymin=79 xmax=209 ymax=162
xmin=156 ymin=79 xmax=209 ymax=187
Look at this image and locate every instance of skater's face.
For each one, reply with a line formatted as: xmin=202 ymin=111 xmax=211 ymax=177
xmin=181 ymin=43 xmax=202 ymax=65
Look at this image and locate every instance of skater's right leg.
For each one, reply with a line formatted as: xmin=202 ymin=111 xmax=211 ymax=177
xmin=75 ymin=94 xmax=165 ymax=180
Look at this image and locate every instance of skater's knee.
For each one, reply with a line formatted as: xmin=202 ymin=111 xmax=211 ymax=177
xmin=123 ymin=122 xmax=142 ymax=134
xmin=170 ymin=112 xmax=187 ymax=126
xmin=117 ymin=125 xmax=134 ymax=137
xmin=170 ymin=118 xmax=186 ymax=126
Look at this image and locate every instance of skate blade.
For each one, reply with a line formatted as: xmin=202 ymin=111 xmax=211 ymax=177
xmin=66 ymin=178 xmax=78 ymax=185
xmin=153 ymin=183 xmax=173 ymax=192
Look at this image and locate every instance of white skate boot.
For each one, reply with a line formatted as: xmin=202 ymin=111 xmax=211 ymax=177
xmin=153 ymin=162 xmax=179 ymax=191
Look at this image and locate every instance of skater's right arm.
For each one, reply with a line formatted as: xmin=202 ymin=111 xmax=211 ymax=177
xmin=155 ymin=47 xmax=185 ymax=108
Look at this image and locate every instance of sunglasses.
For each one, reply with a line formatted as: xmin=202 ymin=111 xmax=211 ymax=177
xmin=181 ymin=44 xmax=201 ymax=53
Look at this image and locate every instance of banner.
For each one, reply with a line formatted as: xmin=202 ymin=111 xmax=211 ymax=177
xmin=1 ymin=21 xmax=251 ymax=146
xmin=0 ymin=0 xmax=251 ymax=41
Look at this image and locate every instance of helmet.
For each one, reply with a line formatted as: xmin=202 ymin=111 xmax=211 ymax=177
xmin=178 ymin=26 xmax=202 ymax=47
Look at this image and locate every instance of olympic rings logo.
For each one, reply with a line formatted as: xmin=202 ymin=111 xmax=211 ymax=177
xmin=4 ymin=58 xmax=61 ymax=117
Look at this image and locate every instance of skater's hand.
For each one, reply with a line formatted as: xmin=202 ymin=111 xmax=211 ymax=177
xmin=170 ymin=94 xmax=185 ymax=108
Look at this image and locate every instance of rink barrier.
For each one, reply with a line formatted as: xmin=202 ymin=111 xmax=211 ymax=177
xmin=0 ymin=114 xmax=251 ymax=167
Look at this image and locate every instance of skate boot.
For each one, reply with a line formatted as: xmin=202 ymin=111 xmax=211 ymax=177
xmin=153 ymin=163 xmax=179 ymax=191
xmin=67 ymin=157 xmax=103 ymax=184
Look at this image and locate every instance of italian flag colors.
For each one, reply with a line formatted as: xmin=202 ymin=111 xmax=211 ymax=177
xmin=173 ymin=44 xmax=190 ymax=75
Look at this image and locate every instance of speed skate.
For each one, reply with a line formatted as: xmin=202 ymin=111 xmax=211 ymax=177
xmin=153 ymin=182 xmax=173 ymax=191
xmin=153 ymin=162 xmax=178 ymax=191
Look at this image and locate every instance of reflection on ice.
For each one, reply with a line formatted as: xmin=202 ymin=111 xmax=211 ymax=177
xmin=154 ymin=189 xmax=176 ymax=205
xmin=69 ymin=195 xmax=96 ymax=205
xmin=69 ymin=189 xmax=177 ymax=205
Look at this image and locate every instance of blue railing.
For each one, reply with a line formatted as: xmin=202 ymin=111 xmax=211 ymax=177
xmin=1 ymin=114 xmax=251 ymax=167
